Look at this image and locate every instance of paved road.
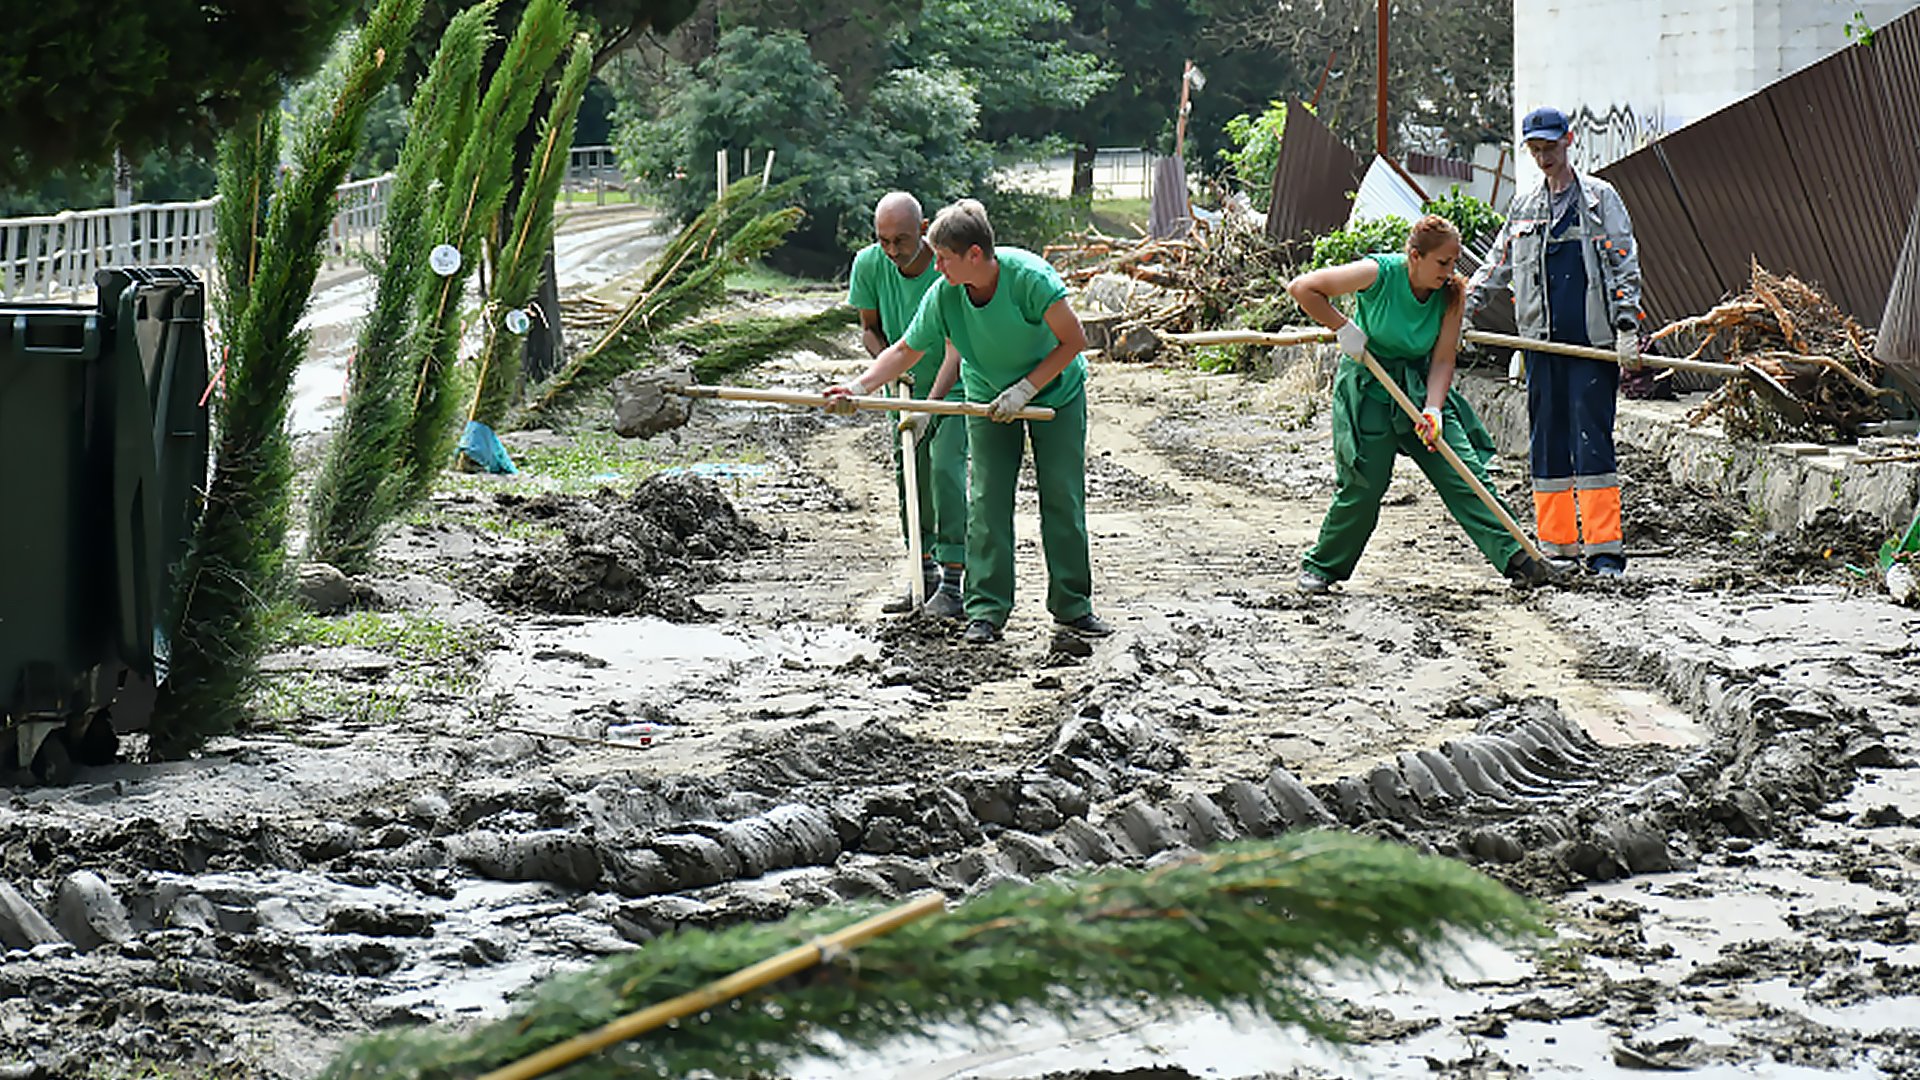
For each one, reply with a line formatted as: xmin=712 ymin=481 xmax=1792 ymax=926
xmin=291 ymin=204 xmax=664 ymax=436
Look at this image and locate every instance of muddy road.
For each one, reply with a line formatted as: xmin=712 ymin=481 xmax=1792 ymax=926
xmin=2 ymin=289 xmax=1918 ymax=1079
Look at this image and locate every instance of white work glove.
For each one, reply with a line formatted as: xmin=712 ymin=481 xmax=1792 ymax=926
xmin=824 ymin=375 xmax=871 ymax=417
xmin=1336 ymin=320 xmax=1368 ymax=358
xmin=897 ymin=412 xmax=932 ymax=442
xmin=989 ymin=377 xmax=1038 ymax=422
xmin=1415 ymin=406 xmax=1444 ymax=451
xmin=1615 ymin=327 xmax=1643 ymax=373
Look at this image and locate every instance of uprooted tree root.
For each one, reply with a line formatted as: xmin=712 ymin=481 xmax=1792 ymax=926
xmin=1656 ymin=259 xmax=1897 ymax=442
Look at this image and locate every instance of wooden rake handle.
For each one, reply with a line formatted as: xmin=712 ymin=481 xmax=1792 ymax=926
xmin=668 ymin=383 xmax=1054 ymax=422
xmin=1354 ymin=348 xmax=1546 ymax=566
xmin=1167 ymin=326 xmax=1746 ymax=379
xmin=479 ymin=893 xmax=947 ymax=1080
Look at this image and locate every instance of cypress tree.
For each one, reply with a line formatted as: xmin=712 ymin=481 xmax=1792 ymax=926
xmin=466 ymin=33 xmax=595 ymax=431
xmin=307 ymin=2 xmax=497 ymax=573
xmin=398 ymin=0 xmax=574 ymax=509
xmin=149 ymin=0 xmax=425 ymax=756
xmin=520 ymin=177 xmax=807 ymax=422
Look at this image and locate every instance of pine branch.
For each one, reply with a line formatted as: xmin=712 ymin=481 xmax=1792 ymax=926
xmin=518 ymin=178 xmax=806 ymax=422
xmin=211 ymin=113 xmax=275 ymax=340
xmin=466 ymin=32 xmax=594 ymax=431
xmin=149 ymin=0 xmax=423 ymax=756
xmin=659 ymin=306 xmax=859 ymax=384
xmin=307 ymin=1 xmax=496 ymax=573
xmin=397 ymin=0 xmax=573 ymax=510
xmin=319 ymin=834 xmax=1544 ymax=1079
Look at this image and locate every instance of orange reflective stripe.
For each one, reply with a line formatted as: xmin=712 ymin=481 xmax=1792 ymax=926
xmin=1534 ymin=489 xmax=1579 ymax=546
xmin=1578 ymin=485 xmax=1623 ymax=546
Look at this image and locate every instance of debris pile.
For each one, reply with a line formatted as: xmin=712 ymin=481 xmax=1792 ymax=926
xmin=1657 ymin=260 xmax=1895 ymax=441
xmin=1049 ymin=211 xmax=1300 ymax=361
xmin=495 ymin=473 xmax=771 ymax=619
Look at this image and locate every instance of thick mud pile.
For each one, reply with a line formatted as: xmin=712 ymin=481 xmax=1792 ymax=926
xmin=494 ymin=473 xmax=773 ymax=619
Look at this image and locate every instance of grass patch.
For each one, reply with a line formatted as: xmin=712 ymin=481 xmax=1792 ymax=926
xmin=279 ymin=610 xmax=484 ymax=666
xmin=727 ymin=260 xmax=821 ymax=297
xmin=1086 ymin=197 xmax=1150 ymax=236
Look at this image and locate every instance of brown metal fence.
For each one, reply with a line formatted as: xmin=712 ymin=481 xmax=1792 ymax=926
xmin=1265 ymin=98 xmax=1368 ymax=249
xmin=1597 ymin=6 xmax=1920 ymax=333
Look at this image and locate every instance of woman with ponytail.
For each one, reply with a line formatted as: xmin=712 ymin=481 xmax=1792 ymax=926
xmin=1286 ymin=214 xmax=1552 ymax=593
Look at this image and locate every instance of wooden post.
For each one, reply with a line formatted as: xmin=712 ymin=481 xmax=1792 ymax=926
xmin=716 ymin=148 xmax=728 ymax=202
xmin=1175 ymin=60 xmax=1194 ymax=161
xmin=1376 ymin=0 xmax=1389 ymax=156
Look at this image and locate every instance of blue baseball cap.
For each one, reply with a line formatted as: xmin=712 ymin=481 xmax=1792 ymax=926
xmin=1521 ymin=107 xmax=1570 ymax=141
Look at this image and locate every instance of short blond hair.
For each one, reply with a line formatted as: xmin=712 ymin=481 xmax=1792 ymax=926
xmin=929 ymin=198 xmax=995 ymax=255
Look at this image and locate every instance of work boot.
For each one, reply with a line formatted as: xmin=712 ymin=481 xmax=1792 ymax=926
xmin=1505 ymin=552 xmax=1555 ymax=589
xmin=1055 ymin=613 xmax=1113 ymax=638
xmin=1297 ymin=568 xmax=1333 ymax=595
xmin=1588 ymin=553 xmax=1626 ymax=578
xmin=922 ymin=591 xmax=965 ymax=621
xmin=962 ymin=619 xmax=1001 ymax=645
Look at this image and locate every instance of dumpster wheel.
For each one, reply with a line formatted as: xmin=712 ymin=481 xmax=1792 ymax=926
xmin=74 ymin=710 xmax=119 ymax=767
xmin=31 ymin=731 xmax=74 ymax=786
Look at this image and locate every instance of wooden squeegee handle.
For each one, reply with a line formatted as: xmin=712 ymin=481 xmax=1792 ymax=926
xmin=1354 ymin=348 xmax=1547 ymax=566
xmin=668 ymin=384 xmax=1054 ymax=421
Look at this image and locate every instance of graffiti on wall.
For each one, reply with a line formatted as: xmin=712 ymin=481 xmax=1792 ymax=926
xmin=1565 ymin=103 xmax=1670 ymax=171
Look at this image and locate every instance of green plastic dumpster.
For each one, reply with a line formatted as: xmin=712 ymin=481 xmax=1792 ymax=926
xmin=1 ymin=267 xmax=208 ymax=782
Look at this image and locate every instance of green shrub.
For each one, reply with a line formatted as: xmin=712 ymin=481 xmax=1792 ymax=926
xmin=1421 ymin=185 xmax=1504 ymax=247
xmin=1220 ymin=99 xmax=1287 ymax=195
xmin=1306 ymin=215 xmax=1412 ymax=271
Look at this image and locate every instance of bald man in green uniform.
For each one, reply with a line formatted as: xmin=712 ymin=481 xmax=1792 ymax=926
xmin=830 ymin=199 xmax=1111 ymax=646
xmin=847 ymin=192 xmax=969 ymax=618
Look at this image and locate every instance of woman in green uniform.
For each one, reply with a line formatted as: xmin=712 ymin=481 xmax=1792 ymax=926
xmin=1287 ymin=214 xmax=1552 ymax=592
xmin=828 ymin=199 xmax=1111 ymax=645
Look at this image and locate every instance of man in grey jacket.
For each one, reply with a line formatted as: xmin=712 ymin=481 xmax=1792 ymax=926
xmin=1466 ymin=106 xmax=1643 ymax=576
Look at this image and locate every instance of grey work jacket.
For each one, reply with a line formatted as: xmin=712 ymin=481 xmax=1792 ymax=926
xmin=1465 ymin=171 xmax=1643 ymax=345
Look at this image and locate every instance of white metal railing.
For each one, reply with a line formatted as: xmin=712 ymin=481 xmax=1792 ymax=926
xmin=1 ymin=173 xmax=395 ymax=302
xmin=561 ymin=145 xmax=631 ymax=207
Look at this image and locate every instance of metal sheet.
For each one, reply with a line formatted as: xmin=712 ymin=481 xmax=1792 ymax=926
xmin=1879 ymin=189 xmax=1920 ymax=399
xmin=1265 ymin=99 xmax=1368 ymax=248
xmin=1594 ymin=4 xmax=1920 ymax=340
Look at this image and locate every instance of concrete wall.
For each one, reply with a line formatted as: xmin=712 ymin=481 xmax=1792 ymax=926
xmin=1511 ymin=0 xmax=1920 ymax=186
xmin=1457 ymin=373 xmax=1920 ymax=534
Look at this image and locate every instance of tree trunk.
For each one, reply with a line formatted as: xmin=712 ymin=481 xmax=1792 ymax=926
xmin=1071 ymin=142 xmax=1096 ymax=199
xmin=525 ymin=246 xmax=567 ymax=384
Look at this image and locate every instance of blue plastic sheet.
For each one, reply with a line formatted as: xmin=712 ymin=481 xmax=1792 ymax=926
xmin=458 ymin=420 xmax=518 ymax=475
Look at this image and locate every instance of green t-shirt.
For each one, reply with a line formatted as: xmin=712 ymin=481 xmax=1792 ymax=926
xmin=1354 ymin=252 xmax=1445 ymax=362
xmin=847 ymin=242 xmax=946 ymax=393
xmin=900 ymin=246 xmax=1086 ymax=408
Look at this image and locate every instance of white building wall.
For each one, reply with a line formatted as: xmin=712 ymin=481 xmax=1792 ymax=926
xmin=1511 ymin=0 xmax=1919 ymax=187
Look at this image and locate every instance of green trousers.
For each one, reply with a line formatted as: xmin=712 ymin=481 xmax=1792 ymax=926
xmin=964 ymin=392 xmax=1092 ymax=627
xmin=1303 ymin=359 xmax=1522 ymax=582
xmin=892 ymin=407 xmax=969 ymax=565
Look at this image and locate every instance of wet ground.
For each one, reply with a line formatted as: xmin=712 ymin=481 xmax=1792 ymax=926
xmin=2 ymin=250 xmax=1918 ymax=1078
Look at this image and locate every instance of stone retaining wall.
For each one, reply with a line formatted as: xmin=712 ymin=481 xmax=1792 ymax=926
xmin=1455 ymin=371 xmax=1920 ymax=533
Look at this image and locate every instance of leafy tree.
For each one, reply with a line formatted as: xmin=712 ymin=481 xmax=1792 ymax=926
xmin=898 ymin=0 xmax=1115 ymax=133
xmin=1199 ymin=0 xmax=1511 ymax=155
xmin=617 ymin=27 xmax=894 ymax=254
xmin=0 ymin=150 xmax=219 ymax=217
xmin=1220 ymin=99 xmax=1289 ymax=195
xmin=615 ymin=0 xmax=1112 ymax=258
xmin=2 ymin=2 xmax=362 ymax=189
